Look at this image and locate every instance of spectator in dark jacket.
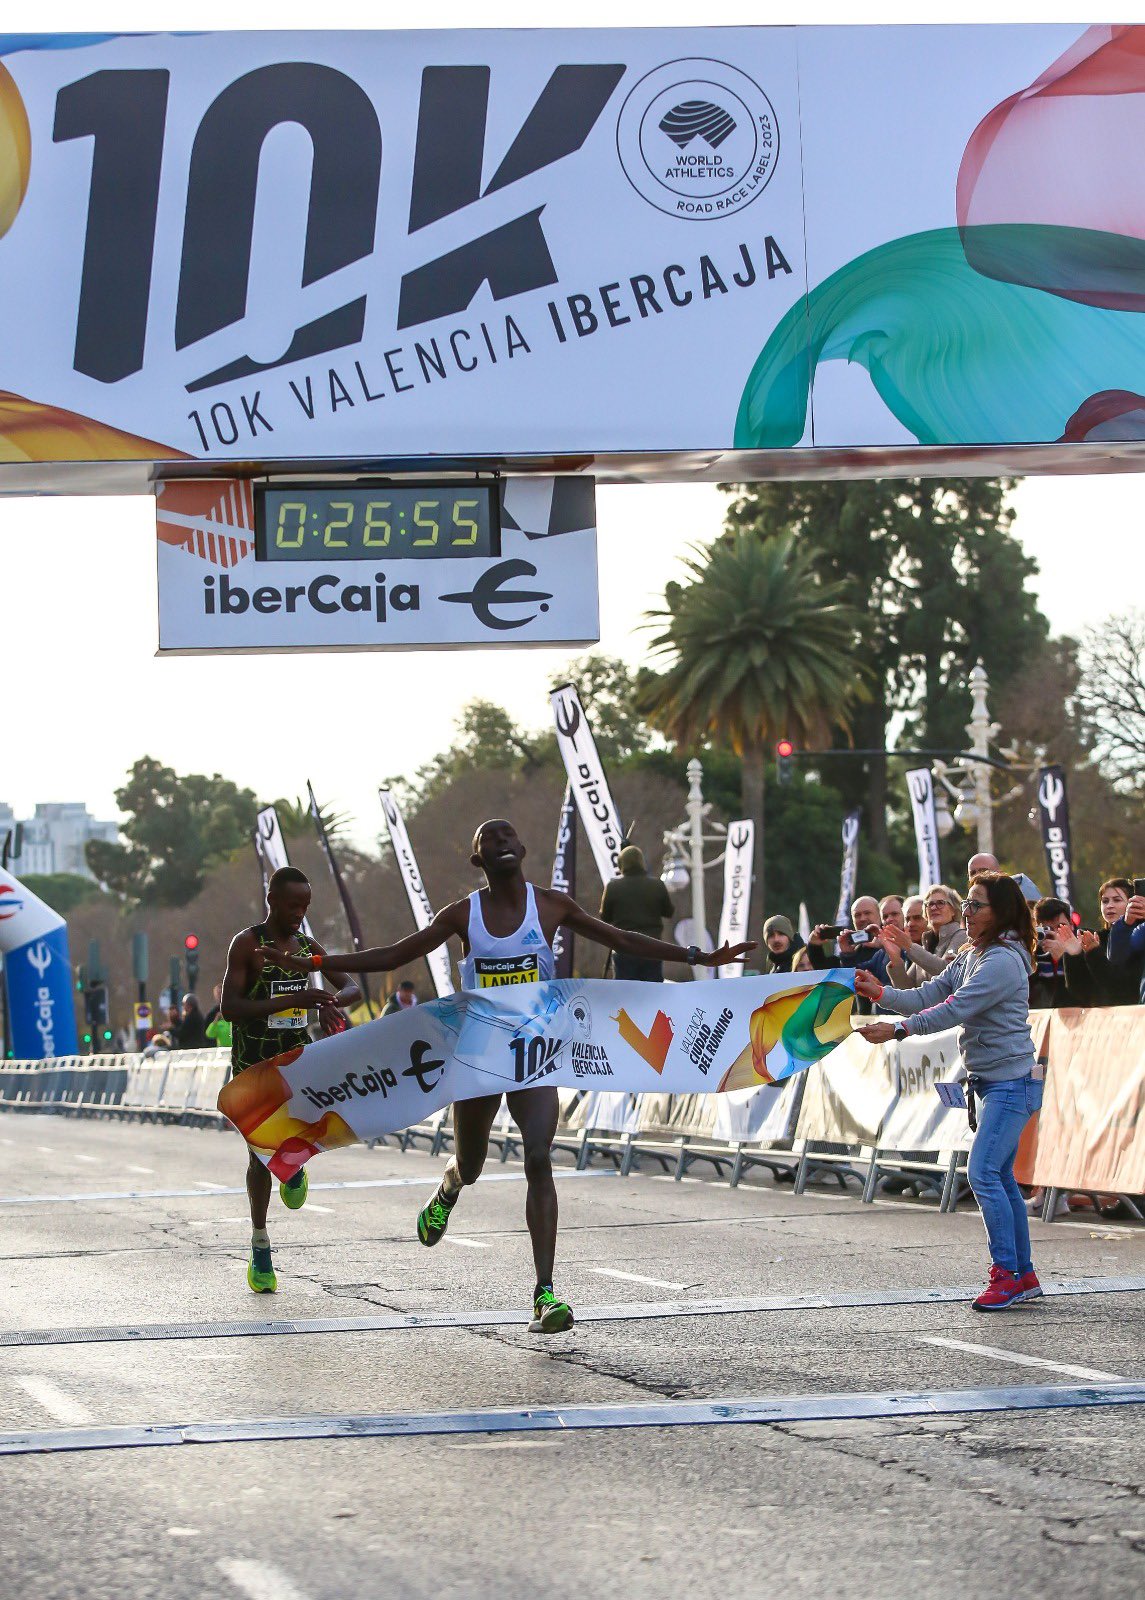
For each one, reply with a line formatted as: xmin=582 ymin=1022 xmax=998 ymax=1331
xmin=761 ymin=915 xmax=805 ymax=974
xmin=175 ymin=993 xmax=211 ymax=1050
xmin=1046 ymin=879 xmax=1142 ymax=1007
xmin=807 ymin=895 xmax=890 ymax=1013
xmin=600 ymin=845 xmax=675 ymax=981
xmin=1107 ymin=885 xmax=1145 ymax=1004
xmin=1029 ymin=898 xmax=1075 ymax=1008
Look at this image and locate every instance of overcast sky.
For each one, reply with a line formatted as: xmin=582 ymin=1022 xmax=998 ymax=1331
xmin=3 ymin=5 xmax=1137 ymax=850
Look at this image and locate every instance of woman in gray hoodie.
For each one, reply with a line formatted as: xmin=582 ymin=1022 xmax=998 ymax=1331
xmin=854 ymin=873 xmax=1041 ymax=1314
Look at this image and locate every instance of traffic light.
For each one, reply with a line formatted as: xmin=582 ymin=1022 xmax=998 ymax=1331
xmin=184 ymin=934 xmax=200 ymax=992
xmin=82 ymin=1031 xmax=92 ymax=1048
xmin=101 ymin=1028 xmax=113 ymax=1044
xmin=775 ymin=738 xmax=794 ymax=785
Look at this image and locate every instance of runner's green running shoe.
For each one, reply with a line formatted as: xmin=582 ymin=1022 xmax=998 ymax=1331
xmin=530 ymin=1287 xmax=574 ymax=1334
xmin=416 ymin=1185 xmax=457 ymax=1246
xmin=279 ymin=1168 xmax=308 ymax=1211
xmin=247 ymin=1243 xmax=277 ymax=1294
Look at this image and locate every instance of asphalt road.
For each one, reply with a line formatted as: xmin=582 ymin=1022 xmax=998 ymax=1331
xmin=0 ymin=1111 xmax=1142 ymax=1600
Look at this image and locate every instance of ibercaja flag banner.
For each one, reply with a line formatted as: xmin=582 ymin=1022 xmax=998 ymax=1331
xmin=219 ymin=969 xmax=855 ymax=1180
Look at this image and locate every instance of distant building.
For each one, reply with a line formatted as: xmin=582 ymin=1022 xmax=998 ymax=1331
xmin=0 ymin=802 xmax=118 ymax=880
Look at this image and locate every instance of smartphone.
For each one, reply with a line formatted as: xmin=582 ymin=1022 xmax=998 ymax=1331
xmin=816 ymin=923 xmax=848 ymax=938
xmin=1133 ymin=878 xmax=1145 ymax=899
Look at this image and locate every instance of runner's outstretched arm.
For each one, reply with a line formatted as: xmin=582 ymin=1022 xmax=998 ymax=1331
xmin=269 ymin=902 xmax=469 ymax=976
xmin=550 ymin=892 xmax=755 ymax=969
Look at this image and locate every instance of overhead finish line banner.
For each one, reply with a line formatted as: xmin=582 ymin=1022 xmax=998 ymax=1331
xmin=1 ymin=24 xmax=1143 ymax=482
xmin=219 ymin=969 xmax=855 ymax=1179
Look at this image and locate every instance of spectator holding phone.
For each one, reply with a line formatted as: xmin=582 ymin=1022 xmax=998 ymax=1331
xmin=1030 ymin=897 xmax=1075 ymax=1008
xmin=1037 ymin=880 xmax=1139 ymax=1007
xmin=854 ymin=873 xmax=1042 ymax=1313
xmin=1107 ymin=878 xmax=1145 ymax=1004
xmin=807 ymin=894 xmax=890 ymax=1013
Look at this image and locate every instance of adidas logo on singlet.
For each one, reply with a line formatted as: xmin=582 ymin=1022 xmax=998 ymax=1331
xmin=522 ymin=928 xmax=543 ymax=946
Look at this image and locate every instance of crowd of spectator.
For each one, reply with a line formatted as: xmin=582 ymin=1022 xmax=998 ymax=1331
xmin=763 ymin=859 xmax=1145 ymax=1015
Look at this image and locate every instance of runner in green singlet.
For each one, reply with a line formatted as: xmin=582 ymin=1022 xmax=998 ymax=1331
xmin=220 ymin=866 xmax=360 ymax=1293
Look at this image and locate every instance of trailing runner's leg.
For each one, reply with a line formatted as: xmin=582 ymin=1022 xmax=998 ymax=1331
xmin=507 ymin=1086 xmax=572 ymax=1333
xmin=417 ymin=1093 xmax=503 ymax=1246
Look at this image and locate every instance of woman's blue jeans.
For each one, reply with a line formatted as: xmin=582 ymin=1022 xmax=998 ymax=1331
xmin=966 ymin=1073 xmax=1043 ymax=1276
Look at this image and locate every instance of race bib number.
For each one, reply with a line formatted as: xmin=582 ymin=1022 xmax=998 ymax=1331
xmin=473 ymin=955 xmax=540 ymax=988
xmin=269 ymin=978 xmax=309 ymax=1029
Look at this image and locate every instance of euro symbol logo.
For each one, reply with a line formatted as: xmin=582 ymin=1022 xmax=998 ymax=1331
xmin=910 ymin=775 xmax=931 ymax=805
xmin=442 ymin=560 xmax=553 ymax=631
xmin=27 ymin=941 xmax=52 ymax=978
xmin=1039 ymin=772 xmax=1064 ymax=822
xmin=553 ymin=694 xmax=581 ymax=741
xmin=257 ymin=813 xmax=276 ymax=841
xmin=380 ymin=791 xmax=400 ymax=828
xmin=402 ymin=1040 xmax=445 ymax=1094
xmin=842 ymin=814 xmax=860 ymax=848
xmin=730 ymin=825 xmax=750 ymax=851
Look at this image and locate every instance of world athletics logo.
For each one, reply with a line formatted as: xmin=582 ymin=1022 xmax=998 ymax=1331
xmin=616 ymin=57 xmax=780 ymax=220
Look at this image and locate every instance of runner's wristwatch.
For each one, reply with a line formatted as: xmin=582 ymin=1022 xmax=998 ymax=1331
xmin=686 ymin=945 xmax=700 ymax=965
xmin=893 ymin=1024 xmax=908 ymax=1042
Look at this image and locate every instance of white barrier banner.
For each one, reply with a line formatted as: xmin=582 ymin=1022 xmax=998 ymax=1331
xmin=715 ymin=1078 xmax=801 ymax=1145
xmin=550 ymin=684 xmax=625 ymax=885
xmin=718 ymin=820 xmax=754 ymax=978
xmin=378 ymin=787 xmax=454 ymax=998
xmin=221 ymin=969 xmax=855 ymax=1178
xmin=795 ymin=1032 xmax=896 ymax=1146
xmin=878 ymin=1030 xmax=972 ymax=1152
xmin=905 ymin=768 xmax=942 ymax=895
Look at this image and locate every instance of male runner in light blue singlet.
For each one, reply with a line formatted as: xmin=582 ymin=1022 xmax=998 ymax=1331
xmin=283 ymin=819 xmax=753 ymax=1332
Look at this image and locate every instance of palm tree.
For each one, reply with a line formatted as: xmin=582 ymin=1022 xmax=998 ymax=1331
xmin=638 ymin=530 xmax=869 ymax=914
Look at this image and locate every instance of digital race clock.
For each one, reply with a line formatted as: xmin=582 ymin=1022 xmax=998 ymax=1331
xmin=255 ymin=484 xmax=499 ymax=562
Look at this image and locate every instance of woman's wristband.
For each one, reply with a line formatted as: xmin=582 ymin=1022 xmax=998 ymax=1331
xmin=310 ymin=953 xmax=323 ymax=971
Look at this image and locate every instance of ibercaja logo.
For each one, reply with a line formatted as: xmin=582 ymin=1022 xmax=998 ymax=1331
xmin=616 ymin=58 xmax=780 ymax=220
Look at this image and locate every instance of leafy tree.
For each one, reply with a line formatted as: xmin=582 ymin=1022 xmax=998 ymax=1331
xmin=85 ymin=757 xmax=258 ymax=907
xmin=722 ymin=479 xmax=1049 ymax=852
xmin=1074 ymin=611 xmax=1145 ymax=792
xmin=21 ymin=873 xmax=104 ymax=915
xmin=273 ymin=794 xmax=351 ymax=842
xmin=637 ymin=531 xmax=869 ymax=907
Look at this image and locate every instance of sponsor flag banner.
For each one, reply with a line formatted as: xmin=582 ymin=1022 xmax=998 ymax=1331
xmin=378 ymin=787 xmax=454 ymax=998
xmin=0 ymin=866 xmax=78 ymax=1059
xmin=550 ymin=783 xmax=577 ymax=979
xmin=905 ymin=769 xmax=942 ymax=894
xmin=550 ymin=684 xmax=625 ymax=885
xmin=220 ymin=968 xmax=856 ymax=1178
xmin=835 ymin=808 xmax=861 ymax=922
xmin=1035 ymin=764 xmax=1078 ymax=913
xmin=717 ymin=820 xmax=754 ymax=978
xmin=252 ymin=805 xmax=314 ymax=939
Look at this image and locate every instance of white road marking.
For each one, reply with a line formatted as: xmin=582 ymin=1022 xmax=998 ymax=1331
xmin=74 ymin=1155 xmax=99 ymax=1164
xmin=1039 ymin=1219 xmax=1139 ymax=1235
xmin=194 ymin=1182 xmax=228 ymax=1191
xmin=917 ymin=1336 xmax=1123 ymax=1383
xmin=4 ymin=1381 xmax=1144 ymax=1456
xmin=36 ymin=1147 xmax=54 ymax=1154
xmin=188 ymin=1218 xmax=250 ymax=1228
xmin=14 ymin=1376 xmax=94 ymax=1426
xmin=127 ymin=1166 xmax=154 ymax=1175
xmin=219 ymin=1559 xmax=311 ymax=1600
xmin=167 ymin=1527 xmax=200 ymax=1536
xmin=592 ymin=1268 xmax=689 ymax=1291
xmin=0 ymin=1170 xmax=615 ymax=1207
xmin=444 ymin=1236 xmax=490 ymax=1249
xmin=304 ymin=1203 xmax=334 ymax=1214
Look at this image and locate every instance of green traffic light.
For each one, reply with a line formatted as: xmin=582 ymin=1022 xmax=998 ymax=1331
xmin=102 ymin=1029 xmax=113 ymax=1042
xmin=82 ymin=1032 xmax=92 ymax=1045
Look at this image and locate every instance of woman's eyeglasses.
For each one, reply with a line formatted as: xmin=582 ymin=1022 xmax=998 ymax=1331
xmin=961 ymin=898 xmax=990 ymax=914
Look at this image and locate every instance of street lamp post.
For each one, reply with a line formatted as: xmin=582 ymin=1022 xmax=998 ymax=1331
xmin=965 ymin=661 xmax=999 ymax=857
xmin=661 ymin=757 xmax=728 ymax=977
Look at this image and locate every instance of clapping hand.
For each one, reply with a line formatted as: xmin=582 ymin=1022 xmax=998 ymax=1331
xmin=879 ymin=923 xmax=912 ymax=953
xmin=1125 ymin=896 xmax=1145 ymax=927
xmin=1079 ymin=929 xmax=1101 ymax=954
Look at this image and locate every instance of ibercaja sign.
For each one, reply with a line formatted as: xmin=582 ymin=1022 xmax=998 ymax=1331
xmin=155 ymin=475 xmax=599 ymax=651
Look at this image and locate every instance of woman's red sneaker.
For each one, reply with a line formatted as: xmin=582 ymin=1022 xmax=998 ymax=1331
xmin=1015 ymin=1269 xmax=1043 ymax=1302
xmin=972 ymin=1264 xmax=1024 ymax=1312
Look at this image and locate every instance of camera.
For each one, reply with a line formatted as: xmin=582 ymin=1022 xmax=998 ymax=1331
xmin=850 ymin=929 xmax=874 ymax=946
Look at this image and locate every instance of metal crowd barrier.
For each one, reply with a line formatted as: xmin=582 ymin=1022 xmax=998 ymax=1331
xmin=1 ymin=1020 xmax=1140 ymax=1221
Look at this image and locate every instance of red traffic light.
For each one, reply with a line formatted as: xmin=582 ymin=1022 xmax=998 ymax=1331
xmin=775 ymin=739 xmax=794 ymax=759
xmin=184 ymin=934 xmax=200 ymax=952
